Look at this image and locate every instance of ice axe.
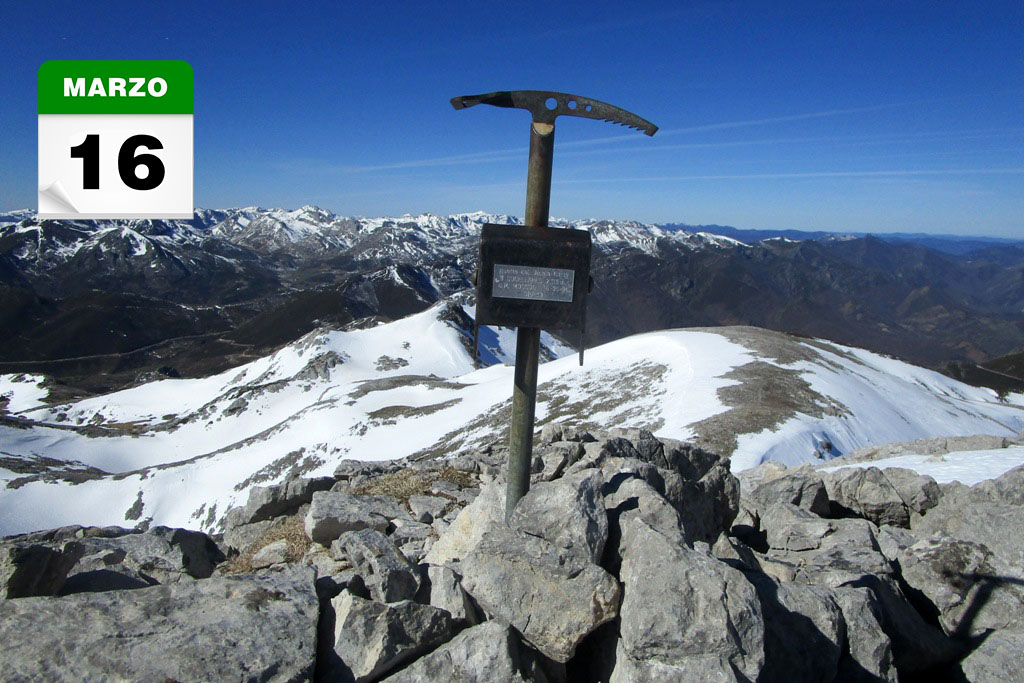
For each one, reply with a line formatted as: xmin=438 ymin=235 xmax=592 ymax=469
xmin=451 ymin=90 xmax=657 ymax=519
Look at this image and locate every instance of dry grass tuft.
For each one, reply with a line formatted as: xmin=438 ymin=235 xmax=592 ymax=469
xmin=219 ymin=514 xmax=311 ymax=574
xmin=352 ymin=465 xmax=475 ymax=505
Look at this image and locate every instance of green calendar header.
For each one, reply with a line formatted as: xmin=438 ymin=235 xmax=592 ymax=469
xmin=39 ymin=60 xmax=193 ymax=115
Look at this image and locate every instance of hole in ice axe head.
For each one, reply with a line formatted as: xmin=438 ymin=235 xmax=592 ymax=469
xmin=450 ymin=90 xmax=658 ymax=136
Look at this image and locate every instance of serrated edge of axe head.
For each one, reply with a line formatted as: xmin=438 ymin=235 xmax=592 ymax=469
xmin=450 ymin=90 xmax=657 ymax=136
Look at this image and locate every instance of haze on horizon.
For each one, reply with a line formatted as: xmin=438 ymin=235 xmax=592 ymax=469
xmin=1 ymin=1 xmax=1022 ymax=238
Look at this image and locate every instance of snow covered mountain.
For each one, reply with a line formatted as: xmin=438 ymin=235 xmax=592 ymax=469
xmin=2 ymin=299 xmax=1021 ymax=537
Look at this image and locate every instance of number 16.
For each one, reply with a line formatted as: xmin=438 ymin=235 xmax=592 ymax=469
xmin=70 ymin=134 xmax=167 ymax=191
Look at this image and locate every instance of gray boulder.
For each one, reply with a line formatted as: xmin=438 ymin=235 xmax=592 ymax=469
xmin=833 ymin=587 xmax=897 ymax=682
xmin=424 ymin=482 xmax=504 ymax=571
xmin=428 ymin=565 xmax=479 ymax=625
xmin=381 ymin=621 xmax=528 ymax=682
xmin=331 ymin=529 xmax=421 ymax=603
xmin=328 ymin=590 xmax=458 ymax=682
xmin=747 ymin=466 xmax=830 ymax=517
xmin=223 ymin=516 xmax=286 ymax=554
xmin=761 ymin=502 xmax=837 ymax=552
xmin=0 ymin=565 xmax=318 ymax=681
xmin=750 ymin=576 xmax=846 ymax=683
xmin=614 ymin=517 xmax=764 ymax=681
xmin=899 ymin=534 xmax=1024 ymax=637
xmin=223 ymin=476 xmax=334 ymax=529
xmin=250 ymin=539 xmax=289 ymax=570
xmin=913 ymin=495 xmax=1024 ymax=572
xmin=510 ymin=470 xmax=608 ymax=564
xmin=960 ymin=629 xmax=1024 ymax=683
xmin=305 ymin=492 xmax=408 ymax=546
xmin=879 ymin=467 xmax=940 ymax=516
xmin=1 ymin=541 xmax=83 ymax=598
xmin=408 ymin=495 xmax=450 ymax=524
xmin=459 ymin=522 xmax=621 ymax=663
xmin=822 ymin=467 xmax=910 ymax=528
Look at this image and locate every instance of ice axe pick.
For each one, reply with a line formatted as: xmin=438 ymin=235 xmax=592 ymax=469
xmin=450 ymin=89 xmax=657 ymax=519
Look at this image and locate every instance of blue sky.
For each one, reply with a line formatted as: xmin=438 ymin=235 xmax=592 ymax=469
xmin=2 ymin=1 xmax=1022 ymax=236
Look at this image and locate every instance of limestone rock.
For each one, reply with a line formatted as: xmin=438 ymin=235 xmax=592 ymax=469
xmin=822 ymin=466 xmax=912 ymax=528
xmin=250 ymin=539 xmax=289 ymax=569
xmin=224 ymin=476 xmax=334 ymax=529
xmin=408 ymin=495 xmax=450 ymax=524
xmin=428 ymin=565 xmax=478 ymax=624
xmin=615 ymin=517 xmax=764 ymax=681
xmin=329 ymin=590 xmax=458 ymax=682
xmin=1 ymin=541 xmax=82 ymax=598
xmin=750 ymin=576 xmax=845 ymax=683
xmin=424 ymin=482 xmax=504 ymax=571
xmin=762 ymin=502 xmax=837 ymax=552
xmin=833 ymin=587 xmax=897 ymax=682
xmin=0 ymin=565 xmax=318 ymax=681
xmin=305 ymin=491 xmax=407 ymax=546
xmin=510 ymin=470 xmax=608 ymax=564
xmin=899 ymin=534 xmax=1024 ymax=637
xmin=879 ymin=467 xmax=940 ymax=516
xmin=960 ymin=629 xmax=1024 ymax=683
xmin=331 ymin=529 xmax=420 ymax=603
xmin=459 ymin=522 xmax=621 ymax=663
xmin=381 ymin=621 xmax=527 ymax=682
xmin=748 ymin=466 xmax=830 ymax=517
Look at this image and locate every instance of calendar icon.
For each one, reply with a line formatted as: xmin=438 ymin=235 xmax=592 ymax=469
xmin=38 ymin=60 xmax=193 ymax=219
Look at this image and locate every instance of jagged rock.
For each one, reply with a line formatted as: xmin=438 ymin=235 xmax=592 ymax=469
xmin=424 ymin=482 xmax=504 ymax=571
xmin=69 ymin=526 xmax=223 ymax=586
xmin=615 ymin=517 xmax=764 ymax=681
xmin=912 ymin=495 xmax=1024 ymax=573
xmin=1 ymin=541 xmax=83 ymax=598
xmin=712 ymin=533 xmax=762 ymax=572
xmin=747 ymin=465 xmax=830 ymax=517
xmin=762 ymin=502 xmax=837 ymax=551
xmin=822 ymin=467 xmax=910 ymax=528
xmin=976 ymin=463 xmax=1024 ymax=506
xmin=749 ymin=575 xmax=845 ymax=683
xmin=224 ymin=476 xmax=334 ymax=529
xmin=459 ymin=521 xmax=621 ymax=663
xmin=331 ymin=529 xmax=420 ymax=603
xmin=878 ymin=467 xmax=941 ymax=517
xmin=305 ymin=492 xmax=408 ymax=546
xmin=0 ymin=565 xmax=318 ymax=681
xmin=408 ymin=495 xmax=450 ymax=523
xmin=60 ymin=548 xmax=155 ymax=593
xmin=334 ymin=459 xmax=391 ymax=481
xmin=510 ymin=470 xmax=608 ymax=564
xmin=779 ymin=517 xmax=958 ymax=675
xmin=875 ymin=524 xmax=917 ymax=564
xmin=531 ymin=441 xmax=584 ymax=482
xmin=603 ymin=476 xmax=690 ymax=576
xmin=390 ymin=518 xmax=432 ymax=545
xmin=328 ymin=590 xmax=457 ymax=682
xmin=250 ymin=539 xmax=289 ymax=569
xmin=381 ymin=621 xmax=526 ymax=682
xmin=735 ymin=460 xmax=789 ymax=493
xmin=960 ymin=629 xmax=1024 ymax=683
xmin=833 ymin=587 xmax=897 ymax=682
xmin=898 ymin=534 xmax=1024 ymax=637
xmin=428 ymin=565 xmax=478 ymax=625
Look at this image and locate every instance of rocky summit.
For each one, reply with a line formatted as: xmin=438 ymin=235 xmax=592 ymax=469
xmin=2 ymin=426 xmax=1023 ymax=681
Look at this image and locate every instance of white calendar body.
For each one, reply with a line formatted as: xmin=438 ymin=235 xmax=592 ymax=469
xmin=38 ymin=114 xmax=193 ymax=219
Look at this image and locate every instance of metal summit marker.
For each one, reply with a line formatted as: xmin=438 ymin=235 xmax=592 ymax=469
xmin=451 ymin=90 xmax=657 ymax=520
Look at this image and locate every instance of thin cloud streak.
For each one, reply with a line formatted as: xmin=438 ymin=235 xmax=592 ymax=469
xmin=555 ymin=168 xmax=1024 ymax=183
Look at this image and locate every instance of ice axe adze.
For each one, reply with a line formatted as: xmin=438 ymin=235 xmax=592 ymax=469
xmin=451 ymin=89 xmax=657 ymax=520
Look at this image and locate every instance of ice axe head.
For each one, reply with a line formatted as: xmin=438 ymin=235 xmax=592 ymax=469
xmin=451 ymin=90 xmax=657 ymax=136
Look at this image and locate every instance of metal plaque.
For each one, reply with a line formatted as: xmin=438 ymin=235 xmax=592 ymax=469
xmin=476 ymin=223 xmax=591 ymax=331
xmin=492 ymin=264 xmax=575 ymax=303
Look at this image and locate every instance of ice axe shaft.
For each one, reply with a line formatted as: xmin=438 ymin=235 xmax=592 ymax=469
xmin=451 ymin=90 xmax=656 ymax=520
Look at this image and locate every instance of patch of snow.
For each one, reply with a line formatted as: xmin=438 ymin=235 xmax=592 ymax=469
xmin=821 ymin=446 xmax=1024 ymax=486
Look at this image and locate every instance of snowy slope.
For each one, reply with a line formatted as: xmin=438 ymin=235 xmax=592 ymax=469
xmin=1 ymin=304 xmax=1022 ymax=536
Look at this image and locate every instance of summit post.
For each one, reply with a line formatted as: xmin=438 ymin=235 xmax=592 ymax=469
xmin=451 ymin=90 xmax=657 ymax=519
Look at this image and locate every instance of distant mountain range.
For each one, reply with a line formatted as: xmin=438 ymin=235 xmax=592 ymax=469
xmin=2 ymin=208 xmax=1022 ymax=395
